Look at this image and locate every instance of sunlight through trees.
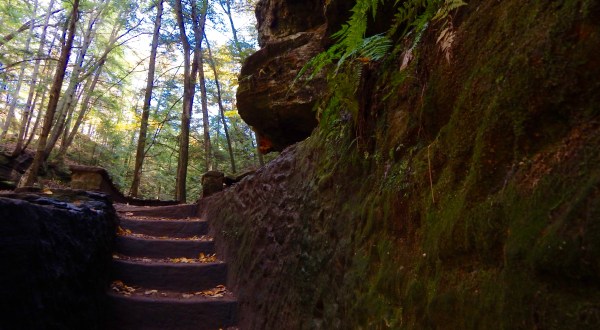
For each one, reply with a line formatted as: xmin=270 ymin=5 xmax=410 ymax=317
xmin=0 ymin=0 xmax=268 ymax=201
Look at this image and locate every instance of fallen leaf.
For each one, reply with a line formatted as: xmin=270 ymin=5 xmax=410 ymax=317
xmin=144 ymin=290 xmax=158 ymax=295
xmin=193 ymin=285 xmax=228 ymax=298
xmin=117 ymin=226 xmax=132 ymax=235
xmin=400 ymin=49 xmax=413 ymax=71
xmin=198 ymin=253 xmax=218 ymax=263
xmin=110 ymin=280 xmax=137 ymax=295
xmin=182 ymin=293 xmax=194 ymax=299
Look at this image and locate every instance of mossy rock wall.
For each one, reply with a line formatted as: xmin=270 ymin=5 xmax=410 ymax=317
xmin=204 ymin=0 xmax=600 ymax=328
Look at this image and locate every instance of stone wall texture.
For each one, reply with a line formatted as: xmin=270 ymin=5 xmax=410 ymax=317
xmin=0 ymin=190 xmax=117 ymax=329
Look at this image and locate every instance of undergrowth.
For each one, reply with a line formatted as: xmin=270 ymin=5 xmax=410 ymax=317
xmin=298 ymin=0 xmax=467 ymax=140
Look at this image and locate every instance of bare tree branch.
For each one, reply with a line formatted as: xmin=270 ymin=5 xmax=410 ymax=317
xmin=0 ymin=9 xmax=63 ymax=48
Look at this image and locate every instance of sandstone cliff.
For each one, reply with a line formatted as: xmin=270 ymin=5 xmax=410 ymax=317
xmin=208 ymin=0 xmax=600 ymax=328
xmin=236 ymin=0 xmax=330 ymax=151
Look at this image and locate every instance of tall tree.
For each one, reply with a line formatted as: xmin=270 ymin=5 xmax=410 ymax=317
xmin=0 ymin=0 xmax=39 ymax=141
xmin=218 ymin=0 xmax=263 ymax=166
xmin=20 ymin=0 xmax=80 ymax=187
xmin=130 ymin=0 xmax=163 ymax=197
xmin=11 ymin=0 xmax=57 ymax=156
xmin=21 ymin=34 xmax=58 ymax=153
xmin=55 ymin=61 xmax=104 ymax=160
xmin=173 ymin=0 xmax=194 ymax=202
xmin=44 ymin=3 xmax=106 ymax=157
xmin=47 ymin=0 xmax=133 ymax=163
xmin=173 ymin=0 xmax=207 ymax=202
xmin=192 ymin=0 xmax=211 ymax=173
xmin=204 ymin=32 xmax=236 ymax=173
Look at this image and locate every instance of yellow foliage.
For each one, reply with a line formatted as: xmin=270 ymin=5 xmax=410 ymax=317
xmin=115 ymin=122 xmax=137 ymax=132
xmin=224 ymin=110 xmax=239 ymax=118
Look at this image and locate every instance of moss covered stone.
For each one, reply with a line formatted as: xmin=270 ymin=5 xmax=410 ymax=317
xmin=203 ymin=0 xmax=600 ymax=328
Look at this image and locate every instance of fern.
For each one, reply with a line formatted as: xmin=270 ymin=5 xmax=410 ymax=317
xmin=336 ymin=34 xmax=391 ymax=73
xmin=297 ymin=0 xmax=466 ymax=82
xmin=296 ymin=0 xmax=390 ymax=82
xmin=390 ymin=0 xmax=435 ymax=36
xmin=433 ymin=0 xmax=467 ymax=21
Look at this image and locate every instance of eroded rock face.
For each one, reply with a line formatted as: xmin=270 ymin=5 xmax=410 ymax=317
xmin=0 ymin=190 xmax=117 ymax=328
xmin=203 ymin=0 xmax=600 ymax=328
xmin=255 ymin=0 xmax=325 ymax=47
xmin=237 ymin=0 xmax=328 ymax=152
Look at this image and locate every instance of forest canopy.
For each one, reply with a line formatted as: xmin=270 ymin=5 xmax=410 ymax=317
xmin=0 ymin=0 xmax=271 ymax=202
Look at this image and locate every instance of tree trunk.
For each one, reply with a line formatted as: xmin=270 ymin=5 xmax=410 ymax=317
xmin=44 ymin=9 xmax=99 ymax=158
xmin=174 ymin=0 xmax=194 ymax=202
xmin=173 ymin=0 xmax=207 ymax=202
xmin=198 ymin=54 xmax=211 ymax=172
xmin=55 ymin=62 xmax=103 ymax=160
xmin=11 ymin=0 xmax=56 ymax=157
xmin=192 ymin=0 xmax=210 ymax=172
xmin=0 ymin=0 xmax=39 ymax=141
xmin=23 ymin=81 xmax=48 ymax=151
xmin=19 ymin=0 xmax=80 ymax=187
xmin=220 ymin=0 xmax=264 ymax=166
xmin=56 ymin=11 xmax=124 ymax=161
xmin=21 ymin=36 xmax=58 ymax=153
xmin=204 ymin=32 xmax=236 ymax=173
xmin=130 ymin=0 xmax=163 ymax=198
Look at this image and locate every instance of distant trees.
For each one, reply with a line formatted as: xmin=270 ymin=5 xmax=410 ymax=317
xmin=20 ymin=0 xmax=80 ymax=187
xmin=205 ymin=32 xmax=236 ymax=173
xmin=130 ymin=0 xmax=163 ymax=198
xmin=10 ymin=0 xmax=56 ymax=157
xmin=0 ymin=0 xmax=266 ymax=201
xmin=0 ymin=0 xmax=140 ymax=187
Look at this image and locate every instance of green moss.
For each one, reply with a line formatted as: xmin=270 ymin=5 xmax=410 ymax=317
xmin=208 ymin=0 xmax=600 ymax=328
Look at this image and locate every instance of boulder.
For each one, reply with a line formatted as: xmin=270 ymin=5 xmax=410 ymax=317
xmin=255 ymin=0 xmax=325 ymax=47
xmin=237 ymin=0 xmax=329 ymax=152
xmin=69 ymin=165 xmax=178 ymax=206
xmin=201 ymin=171 xmax=225 ymax=198
xmin=0 ymin=151 xmax=33 ymax=184
xmin=0 ymin=190 xmax=117 ymax=328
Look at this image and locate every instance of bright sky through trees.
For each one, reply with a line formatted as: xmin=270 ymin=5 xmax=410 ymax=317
xmin=0 ymin=0 xmax=267 ymax=201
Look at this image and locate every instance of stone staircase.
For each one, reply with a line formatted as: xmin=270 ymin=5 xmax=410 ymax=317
xmin=106 ymin=204 xmax=237 ymax=330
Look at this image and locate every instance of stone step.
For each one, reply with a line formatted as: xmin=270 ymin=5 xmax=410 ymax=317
xmin=112 ymin=258 xmax=227 ymax=292
xmin=107 ymin=289 xmax=237 ymax=330
xmin=115 ymin=235 xmax=215 ymax=259
xmin=115 ymin=203 xmax=197 ymax=219
xmin=119 ymin=216 xmax=208 ymax=238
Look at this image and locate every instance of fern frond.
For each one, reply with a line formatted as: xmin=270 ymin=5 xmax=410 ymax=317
xmin=433 ymin=0 xmax=467 ymax=21
xmin=358 ymin=34 xmax=392 ymax=61
xmin=298 ymin=0 xmax=392 ymax=81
